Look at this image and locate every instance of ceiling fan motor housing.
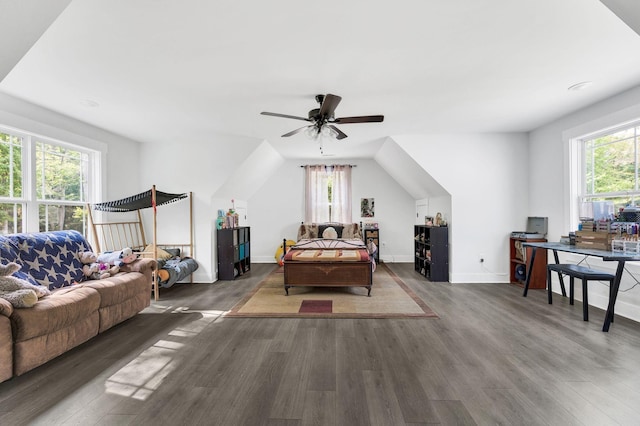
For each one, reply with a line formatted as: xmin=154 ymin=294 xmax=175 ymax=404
xmin=308 ymin=108 xmax=321 ymax=120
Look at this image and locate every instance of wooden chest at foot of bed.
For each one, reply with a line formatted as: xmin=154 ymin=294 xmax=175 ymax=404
xmin=283 ymin=261 xmax=372 ymax=295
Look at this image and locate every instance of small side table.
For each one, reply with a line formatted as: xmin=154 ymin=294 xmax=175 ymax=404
xmin=364 ymin=227 xmax=380 ymax=263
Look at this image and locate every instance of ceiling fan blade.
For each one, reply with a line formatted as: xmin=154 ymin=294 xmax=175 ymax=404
xmin=282 ymin=125 xmax=311 ymax=137
xmin=319 ymin=94 xmax=342 ymax=117
xmin=261 ymin=111 xmax=311 ymax=122
xmin=333 ymin=115 xmax=384 ymax=124
xmin=328 ymin=125 xmax=348 ymax=140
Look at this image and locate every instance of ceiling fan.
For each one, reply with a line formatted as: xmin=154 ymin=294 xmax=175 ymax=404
xmin=260 ymin=94 xmax=384 ymax=140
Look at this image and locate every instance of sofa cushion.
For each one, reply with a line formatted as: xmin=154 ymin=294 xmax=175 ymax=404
xmin=0 ymin=316 xmax=12 ymax=383
xmin=81 ymin=271 xmax=151 ymax=332
xmin=9 ymin=286 xmax=100 ymax=342
xmin=0 ymin=298 xmax=12 ymax=318
xmin=10 ymin=230 xmax=93 ymax=289
xmin=12 ymin=306 xmax=99 ymax=377
xmin=82 ymin=272 xmax=148 ymax=307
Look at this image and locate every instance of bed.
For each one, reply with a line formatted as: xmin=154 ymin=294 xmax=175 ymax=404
xmin=282 ymin=223 xmax=374 ymax=296
xmin=87 ymin=185 xmax=197 ymax=300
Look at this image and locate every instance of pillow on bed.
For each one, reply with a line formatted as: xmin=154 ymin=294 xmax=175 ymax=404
xmin=322 ymin=227 xmax=338 ymax=239
xmin=298 ymin=224 xmax=313 ymax=240
xmin=318 ymin=224 xmax=343 ymax=238
xmin=144 ymin=244 xmax=173 ymax=260
xmin=341 ymin=223 xmax=360 ymax=239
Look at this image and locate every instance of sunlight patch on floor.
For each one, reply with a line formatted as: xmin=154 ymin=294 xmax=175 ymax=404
xmin=104 ymin=308 xmax=226 ymax=400
xmin=106 ymin=345 xmax=178 ymax=400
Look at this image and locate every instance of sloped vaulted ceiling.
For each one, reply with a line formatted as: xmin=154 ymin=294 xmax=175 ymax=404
xmin=374 ymin=137 xmax=449 ymax=200
xmin=2 ymin=1 xmax=640 ymax=201
xmin=0 ymin=0 xmax=72 ymax=81
xmin=600 ymin=0 xmax=640 ymax=37
xmin=2 ymin=1 xmax=640 ymax=161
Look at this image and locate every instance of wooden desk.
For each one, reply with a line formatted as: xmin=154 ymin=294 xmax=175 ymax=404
xmin=522 ymin=241 xmax=640 ymax=332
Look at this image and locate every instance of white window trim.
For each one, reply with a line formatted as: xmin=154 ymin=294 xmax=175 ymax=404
xmin=564 ymin=104 xmax=640 ymax=233
xmin=0 ymin=124 xmax=104 ymax=234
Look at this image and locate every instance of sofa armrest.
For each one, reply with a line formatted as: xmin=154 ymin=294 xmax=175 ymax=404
xmin=119 ymin=257 xmax=157 ymax=275
xmin=0 ymin=298 xmax=13 ymax=318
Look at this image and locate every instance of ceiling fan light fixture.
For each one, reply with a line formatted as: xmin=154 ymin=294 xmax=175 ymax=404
xmin=320 ymin=125 xmax=336 ymax=138
xmin=305 ymin=125 xmax=320 ymax=139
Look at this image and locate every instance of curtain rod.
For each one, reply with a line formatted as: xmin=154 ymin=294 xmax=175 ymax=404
xmin=299 ymin=164 xmax=357 ymax=168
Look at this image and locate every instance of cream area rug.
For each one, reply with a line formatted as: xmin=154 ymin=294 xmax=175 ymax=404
xmin=225 ymin=263 xmax=438 ymax=319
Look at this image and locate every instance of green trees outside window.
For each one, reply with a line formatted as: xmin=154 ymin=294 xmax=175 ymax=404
xmin=583 ymin=125 xmax=640 ymax=211
xmin=0 ymin=129 xmax=94 ymax=235
xmin=0 ymin=132 xmax=23 ymax=234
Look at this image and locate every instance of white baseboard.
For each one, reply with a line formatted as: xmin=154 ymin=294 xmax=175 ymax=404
xmin=449 ymin=272 xmax=509 ymax=284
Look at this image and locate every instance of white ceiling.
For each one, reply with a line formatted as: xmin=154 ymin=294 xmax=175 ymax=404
xmin=2 ymin=0 xmax=640 ymax=159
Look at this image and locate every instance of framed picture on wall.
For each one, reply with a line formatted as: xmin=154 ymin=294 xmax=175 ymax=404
xmin=361 ymin=198 xmax=374 ymax=217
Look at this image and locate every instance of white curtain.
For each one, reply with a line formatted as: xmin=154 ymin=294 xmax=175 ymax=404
xmin=331 ymin=165 xmax=352 ymax=223
xmin=304 ymin=165 xmax=330 ymax=223
xmin=304 ymin=165 xmax=352 ymax=223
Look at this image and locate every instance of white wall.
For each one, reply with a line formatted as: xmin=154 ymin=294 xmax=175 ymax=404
xmin=0 ymin=109 xmax=421 ymax=284
xmin=156 ymin=133 xmax=526 ymax=284
xmin=393 ymin=133 xmax=530 ymax=283
xmin=0 ymin=92 xmax=141 ymax=203
xmin=529 ymin=84 xmax=640 ymax=322
xmin=248 ymin=158 xmax=416 ymax=264
xmin=138 ymin=133 xmax=263 ymax=283
xmin=11 ymin=81 xmax=640 ymax=325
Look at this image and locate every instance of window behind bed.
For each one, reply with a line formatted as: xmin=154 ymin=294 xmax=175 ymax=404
xmin=304 ymin=164 xmax=352 ymax=223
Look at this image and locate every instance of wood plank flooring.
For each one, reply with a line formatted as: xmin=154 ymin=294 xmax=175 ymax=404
xmin=1 ymin=263 xmax=640 ymax=425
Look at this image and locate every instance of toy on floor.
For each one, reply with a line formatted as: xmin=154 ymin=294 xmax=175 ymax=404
xmin=275 ymin=240 xmax=296 ymax=266
xmin=0 ymin=262 xmax=51 ymax=308
xmin=367 ymin=239 xmax=378 ymax=272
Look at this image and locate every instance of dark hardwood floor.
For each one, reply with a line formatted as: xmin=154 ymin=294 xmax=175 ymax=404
xmin=1 ymin=263 xmax=640 ymax=425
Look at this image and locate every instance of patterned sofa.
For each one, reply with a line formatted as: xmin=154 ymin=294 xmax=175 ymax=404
xmin=0 ymin=230 xmax=156 ymax=383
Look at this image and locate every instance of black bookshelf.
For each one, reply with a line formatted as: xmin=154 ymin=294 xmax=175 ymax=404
xmin=217 ymin=227 xmax=250 ymax=280
xmin=414 ymin=225 xmax=449 ymax=282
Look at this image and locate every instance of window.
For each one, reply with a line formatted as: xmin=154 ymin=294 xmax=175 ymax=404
xmin=304 ymin=165 xmax=352 ymax=223
xmin=0 ymin=132 xmax=24 ymax=233
xmin=0 ymin=126 xmax=98 ymax=235
xmin=579 ymin=122 xmax=640 ymax=213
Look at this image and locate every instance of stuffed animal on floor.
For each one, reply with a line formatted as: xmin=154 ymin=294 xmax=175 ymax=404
xmin=97 ymin=247 xmax=137 ymax=267
xmin=0 ymin=262 xmax=51 ymax=308
xmin=275 ymin=240 xmax=297 ymax=266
